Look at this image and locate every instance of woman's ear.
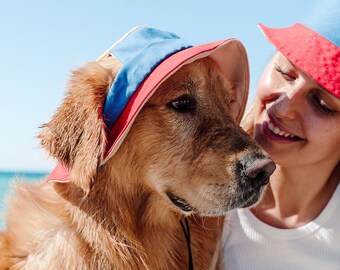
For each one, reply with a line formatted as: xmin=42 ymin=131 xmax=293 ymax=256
xmin=38 ymin=59 xmax=119 ymax=192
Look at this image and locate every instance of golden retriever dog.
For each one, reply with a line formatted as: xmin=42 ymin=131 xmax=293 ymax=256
xmin=0 ymin=27 xmax=275 ymax=270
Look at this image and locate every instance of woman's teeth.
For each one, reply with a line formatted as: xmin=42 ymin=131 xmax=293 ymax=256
xmin=268 ymin=121 xmax=295 ymax=138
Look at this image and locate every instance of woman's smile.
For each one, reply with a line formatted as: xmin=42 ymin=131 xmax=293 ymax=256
xmin=261 ymin=114 xmax=304 ymax=144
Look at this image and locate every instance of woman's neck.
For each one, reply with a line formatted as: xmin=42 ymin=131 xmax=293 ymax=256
xmin=251 ymin=163 xmax=340 ymax=229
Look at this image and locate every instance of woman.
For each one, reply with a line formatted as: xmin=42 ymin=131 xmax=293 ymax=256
xmin=223 ymin=0 xmax=340 ymax=269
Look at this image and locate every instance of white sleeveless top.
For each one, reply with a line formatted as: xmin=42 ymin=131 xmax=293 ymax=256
xmin=222 ymin=184 xmax=340 ymax=270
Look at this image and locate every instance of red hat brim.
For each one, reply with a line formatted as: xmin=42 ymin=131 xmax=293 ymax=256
xmin=259 ymin=23 xmax=340 ymax=98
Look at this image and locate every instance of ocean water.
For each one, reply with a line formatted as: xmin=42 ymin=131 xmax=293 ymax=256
xmin=0 ymin=171 xmax=48 ymax=230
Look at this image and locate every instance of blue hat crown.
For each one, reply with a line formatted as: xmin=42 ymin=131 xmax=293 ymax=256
xmin=102 ymin=26 xmax=191 ymax=129
xmin=302 ymin=0 xmax=340 ymax=48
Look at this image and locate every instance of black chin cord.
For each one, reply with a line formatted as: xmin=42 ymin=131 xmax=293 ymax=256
xmin=180 ymin=217 xmax=194 ymax=270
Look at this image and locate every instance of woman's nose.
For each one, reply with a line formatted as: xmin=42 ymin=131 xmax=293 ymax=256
xmin=271 ymin=88 xmax=303 ymax=120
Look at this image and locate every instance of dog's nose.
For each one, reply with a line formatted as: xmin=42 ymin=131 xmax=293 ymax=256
xmin=240 ymin=154 xmax=276 ymax=186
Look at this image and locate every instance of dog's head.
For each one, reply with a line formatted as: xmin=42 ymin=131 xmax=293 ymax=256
xmin=39 ymin=27 xmax=275 ymax=216
xmin=120 ymin=57 xmax=275 ymax=215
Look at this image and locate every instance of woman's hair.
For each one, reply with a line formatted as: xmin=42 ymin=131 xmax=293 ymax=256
xmin=240 ymin=102 xmax=255 ymax=137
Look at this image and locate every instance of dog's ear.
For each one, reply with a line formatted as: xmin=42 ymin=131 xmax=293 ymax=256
xmin=39 ymin=57 xmax=120 ymax=192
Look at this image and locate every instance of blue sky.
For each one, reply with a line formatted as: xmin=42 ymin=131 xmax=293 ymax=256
xmin=0 ymin=0 xmax=318 ymax=172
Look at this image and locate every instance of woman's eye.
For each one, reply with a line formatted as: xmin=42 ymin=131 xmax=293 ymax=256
xmin=275 ymin=65 xmax=296 ymax=82
xmin=167 ymin=95 xmax=195 ymax=113
xmin=311 ymin=94 xmax=337 ymax=115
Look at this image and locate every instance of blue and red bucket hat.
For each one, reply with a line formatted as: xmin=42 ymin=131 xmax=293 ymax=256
xmin=47 ymin=25 xmax=250 ymax=182
xmin=259 ymin=0 xmax=340 ymax=98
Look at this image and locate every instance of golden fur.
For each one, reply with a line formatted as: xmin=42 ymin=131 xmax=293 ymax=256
xmin=0 ymin=56 xmax=270 ymax=269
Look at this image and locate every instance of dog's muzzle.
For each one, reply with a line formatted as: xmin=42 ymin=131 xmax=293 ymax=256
xmin=237 ymin=153 xmax=276 ymax=188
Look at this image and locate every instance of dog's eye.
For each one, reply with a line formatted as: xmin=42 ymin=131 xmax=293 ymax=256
xmin=167 ymin=95 xmax=195 ymax=113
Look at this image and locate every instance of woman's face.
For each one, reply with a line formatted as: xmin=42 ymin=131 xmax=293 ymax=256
xmin=253 ymin=52 xmax=340 ymax=168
